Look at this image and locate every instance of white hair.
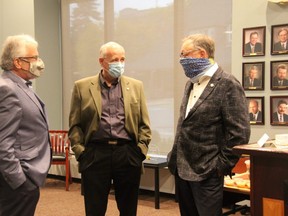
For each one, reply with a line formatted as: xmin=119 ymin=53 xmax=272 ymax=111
xmin=0 ymin=34 xmax=38 ymax=71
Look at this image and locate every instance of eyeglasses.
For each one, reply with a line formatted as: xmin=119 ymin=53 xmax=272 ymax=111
xmin=18 ymin=56 xmax=40 ymax=62
xmin=179 ymin=49 xmax=200 ymax=58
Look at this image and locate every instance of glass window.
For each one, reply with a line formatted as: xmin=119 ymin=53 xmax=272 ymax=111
xmin=61 ymin=0 xmax=231 ymax=155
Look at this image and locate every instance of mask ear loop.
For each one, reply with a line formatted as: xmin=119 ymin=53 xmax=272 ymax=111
xmin=14 ymin=58 xmax=24 ymax=69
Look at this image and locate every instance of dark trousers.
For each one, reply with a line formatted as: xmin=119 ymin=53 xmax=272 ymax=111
xmin=0 ymin=174 xmax=39 ymax=216
xmin=81 ymin=143 xmax=142 ymax=216
xmin=176 ymin=172 xmax=224 ymax=216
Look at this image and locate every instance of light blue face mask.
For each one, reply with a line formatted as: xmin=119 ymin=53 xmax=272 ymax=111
xmin=108 ymin=62 xmax=125 ymax=78
xmin=180 ymin=57 xmax=213 ymax=83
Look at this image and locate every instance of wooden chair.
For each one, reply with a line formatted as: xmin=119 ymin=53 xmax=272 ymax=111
xmin=223 ymin=155 xmax=250 ymax=215
xmin=232 ymin=155 xmax=250 ymax=174
xmin=49 ymin=130 xmax=72 ymax=191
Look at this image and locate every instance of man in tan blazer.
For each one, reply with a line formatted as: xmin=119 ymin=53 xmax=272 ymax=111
xmin=69 ymin=42 xmax=151 ymax=216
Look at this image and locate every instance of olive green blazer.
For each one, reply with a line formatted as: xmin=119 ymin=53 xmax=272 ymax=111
xmin=69 ymin=73 xmax=151 ymax=166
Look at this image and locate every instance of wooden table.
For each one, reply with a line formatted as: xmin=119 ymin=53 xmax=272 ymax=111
xmin=143 ymin=157 xmax=168 ymax=209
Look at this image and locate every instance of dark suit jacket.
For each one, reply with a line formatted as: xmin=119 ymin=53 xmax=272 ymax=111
xmin=244 ymin=77 xmax=262 ymax=88
xmin=249 ymin=111 xmax=262 ymax=122
xmin=244 ymin=42 xmax=262 ymax=54
xmin=0 ymin=71 xmax=51 ymax=189
xmin=69 ymin=73 xmax=151 ymax=172
xmin=274 ymin=42 xmax=288 ymax=52
xmin=168 ymin=67 xmax=250 ymax=180
xmin=272 ymin=112 xmax=288 ymax=122
xmin=272 ymin=77 xmax=288 ymax=87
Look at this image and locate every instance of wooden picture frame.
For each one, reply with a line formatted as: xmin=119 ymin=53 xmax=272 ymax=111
xmin=242 ymin=62 xmax=264 ymax=90
xmin=247 ymin=97 xmax=264 ymax=125
xmin=270 ymin=96 xmax=288 ymax=126
xmin=243 ymin=26 xmax=266 ymax=57
xmin=271 ymin=24 xmax=288 ymax=55
xmin=270 ymin=60 xmax=288 ymax=90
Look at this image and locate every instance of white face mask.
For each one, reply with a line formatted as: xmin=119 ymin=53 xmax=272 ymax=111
xmin=29 ymin=58 xmax=45 ymax=77
xmin=21 ymin=58 xmax=45 ymax=77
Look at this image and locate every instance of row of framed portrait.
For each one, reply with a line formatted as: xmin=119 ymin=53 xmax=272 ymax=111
xmin=248 ymin=96 xmax=288 ymax=126
xmin=243 ymin=23 xmax=288 ymax=57
xmin=242 ymin=60 xmax=288 ymax=90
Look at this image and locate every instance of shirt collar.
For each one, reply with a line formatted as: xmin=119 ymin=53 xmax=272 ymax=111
xmin=198 ymin=62 xmax=218 ymax=83
xmin=99 ymin=70 xmax=119 ymax=87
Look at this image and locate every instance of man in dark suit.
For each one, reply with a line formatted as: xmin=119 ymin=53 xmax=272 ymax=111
xmin=272 ymin=64 xmax=288 ymax=88
xmin=243 ymin=65 xmax=262 ymax=89
xmin=272 ymin=100 xmax=288 ymax=123
xmin=69 ymin=42 xmax=151 ymax=216
xmin=168 ymin=34 xmax=250 ymax=216
xmin=249 ymin=99 xmax=262 ymax=122
xmin=273 ymin=28 xmax=288 ymax=53
xmin=0 ymin=35 xmax=51 ymax=216
xmin=244 ymin=31 xmax=263 ymax=55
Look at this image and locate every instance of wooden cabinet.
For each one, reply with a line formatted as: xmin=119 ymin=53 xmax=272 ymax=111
xmin=233 ymin=144 xmax=288 ymax=216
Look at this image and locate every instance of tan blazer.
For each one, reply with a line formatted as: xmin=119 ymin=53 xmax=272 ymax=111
xmin=69 ymin=73 xmax=151 ymax=169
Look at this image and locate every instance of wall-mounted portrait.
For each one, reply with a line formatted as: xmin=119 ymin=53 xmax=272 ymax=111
xmin=247 ymin=97 xmax=264 ymax=125
xmin=271 ymin=24 xmax=288 ymax=55
xmin=243 ymin=26 xmax=266 ymax=57
xmin=271 ymin=60 xmax=288 ymax=90
xmin=270 ymin=96 xmax=288 ymax=126
xmin=242 ymin=62 xmax=264 ymax=90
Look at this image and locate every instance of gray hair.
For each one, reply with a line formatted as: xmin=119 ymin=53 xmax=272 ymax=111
xmin=182 ymin=34 xmax=215 ymax=58
xmin=99 ymin=41 xmax=125 ymax=58
xmin=250 ymin=31 xmax=259 ymax=38
xmin=0 ymin=34 xmax=38 ymax=71
xmin=278 ymin=28 xmax=288 ymax=36
xmin=277 ymin=64 xmax=287 ymax=72
xmin=249 ymin=65 xmax=258 ymax=72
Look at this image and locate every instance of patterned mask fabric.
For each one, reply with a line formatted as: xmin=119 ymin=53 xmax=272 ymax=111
xmin=180 ymin=57 xmax=213 ymax=83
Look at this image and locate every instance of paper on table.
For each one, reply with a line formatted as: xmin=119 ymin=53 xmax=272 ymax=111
xmin=257 ymin=133 xmax=269 ymax=147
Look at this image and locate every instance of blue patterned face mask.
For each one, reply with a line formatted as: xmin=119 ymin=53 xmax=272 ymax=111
xmin=180 ymin=57 xmax=213 ymax=83
xmin=108 ymin=62 xmax=125 ymax=78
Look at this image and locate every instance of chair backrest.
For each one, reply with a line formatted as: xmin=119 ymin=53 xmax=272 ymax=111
xmin=49 ymin=130 xmax=70 ymax=156
xmin=232 ymin=156 xmax=250 ymax=174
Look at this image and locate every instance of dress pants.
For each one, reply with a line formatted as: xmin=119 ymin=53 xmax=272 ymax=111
xmin=0 ymin=174 xmax=39 ymax=216
xmin=82 ymin=143 xmax=142 ymax=216
xmin=176 ymin=172 xmax=224 ymax=216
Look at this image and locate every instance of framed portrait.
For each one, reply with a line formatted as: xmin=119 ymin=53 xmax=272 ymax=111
xmin=247 ymin=97 xmax=264 ymax=125
xmin=270 ymin=96 xmax=288 ymax=126
xmin=270 ymin=60 xmax=288 ymax=90
xmin=271 ymin=24 xmax=288 ymax=55
xmin=243 ymin=26 xmax=266 ymax=57
xmin=242 ymin=62 xmax=264 ymax=90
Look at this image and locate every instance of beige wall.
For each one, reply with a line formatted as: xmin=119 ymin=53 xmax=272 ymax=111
xmin=232 ymin=0 xmax=288 ymax=143
xmin=0 ymin=0 xmax=62 ymax=129
xmin=0 ymin=0 xmax=35 ymax=39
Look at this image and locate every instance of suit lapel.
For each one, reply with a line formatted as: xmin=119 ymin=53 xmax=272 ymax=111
xmin=180 ymin=81 xmax=193 ymax=121
xmin=120 ymin=76 xmax=131 ymax=121
xmin=23 ymin=86 xmax=46 ymax=116
xmin=89 ymin=74 xmax=102 ymax=117
xmin=187 ymin=68 xmax=222 ymax=117
xmin=3 ymin=71 xmax=47 ymax=119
